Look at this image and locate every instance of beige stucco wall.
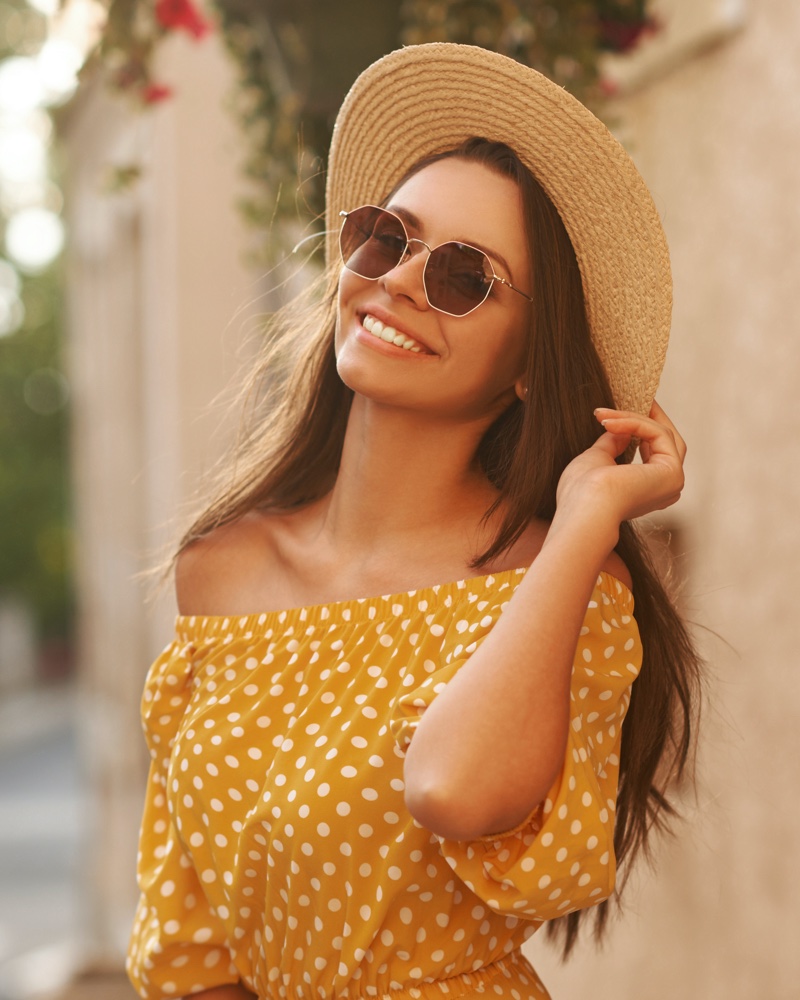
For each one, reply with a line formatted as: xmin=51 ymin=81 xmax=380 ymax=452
xmin=526 ymin=0 xmax=800 ymax=995
xmin=64 ymin=28 xmax=263 ymax=956
xmin=64 ymin=0 xmax=799 ymax=990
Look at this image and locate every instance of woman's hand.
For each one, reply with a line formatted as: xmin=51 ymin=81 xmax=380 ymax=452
xmin=555 ymin=399 xmax=687 ymax=527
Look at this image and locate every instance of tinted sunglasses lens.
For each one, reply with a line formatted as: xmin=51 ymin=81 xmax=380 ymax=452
xmin=425 ymin=242 xmax=492 ymax=316
xmin=340 ymin=207 xmax=407 ymax=279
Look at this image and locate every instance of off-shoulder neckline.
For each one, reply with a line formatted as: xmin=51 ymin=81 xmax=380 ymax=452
xmin=174 ymin=568 xmax=633 ymax=637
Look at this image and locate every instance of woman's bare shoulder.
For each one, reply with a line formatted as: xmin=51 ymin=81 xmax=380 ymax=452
xmin=602 ymin=547 xmax=633 ymax=591
xmin=175 ymin=511 xmax=284 ymax=616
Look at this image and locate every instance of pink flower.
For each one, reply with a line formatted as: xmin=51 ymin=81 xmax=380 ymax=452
xmin=155 ymin=0 xmax=212 ymax=39
xmin=142 ymin=82 xmax=174 ymax=104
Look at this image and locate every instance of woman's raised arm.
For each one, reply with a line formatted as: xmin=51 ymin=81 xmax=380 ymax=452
xmin=402 ymin=402 xmax=686 ymax=841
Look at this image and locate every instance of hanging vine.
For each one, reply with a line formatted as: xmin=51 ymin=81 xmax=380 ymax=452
xmin=89 ymin=0 xmax=654 ymax=259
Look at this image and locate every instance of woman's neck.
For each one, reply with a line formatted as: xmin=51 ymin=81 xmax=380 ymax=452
xmin=318 ymin=395 xmax=499 ymax=558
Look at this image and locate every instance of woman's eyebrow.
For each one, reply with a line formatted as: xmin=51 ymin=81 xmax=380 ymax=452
xmin=386 ymin=203 xmax=514 ymax=279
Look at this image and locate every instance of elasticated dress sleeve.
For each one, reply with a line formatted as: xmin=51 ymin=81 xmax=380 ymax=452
xmin=390 ymin=572 xmax=642 ymax=924
xmin=126 ymin=637 xmax=240 ymax=1000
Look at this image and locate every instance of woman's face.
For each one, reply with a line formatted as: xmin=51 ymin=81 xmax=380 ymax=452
xmin=334 ymin=157 xmax=532 ymax=424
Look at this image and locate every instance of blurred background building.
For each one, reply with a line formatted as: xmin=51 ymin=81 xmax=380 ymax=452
xmin=0 ymin=0 xmax=798 ymax=997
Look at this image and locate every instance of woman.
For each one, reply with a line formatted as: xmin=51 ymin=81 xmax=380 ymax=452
xmin=127 ymin=44 xmax=701 ymax=1000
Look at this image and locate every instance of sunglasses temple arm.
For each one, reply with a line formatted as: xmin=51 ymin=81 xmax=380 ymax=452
xmin=291 ymin=229 xmax=336 ymax=254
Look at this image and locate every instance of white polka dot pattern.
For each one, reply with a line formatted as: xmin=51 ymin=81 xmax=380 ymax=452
xmin=126 ymin=570 xmax=641 ymax=1000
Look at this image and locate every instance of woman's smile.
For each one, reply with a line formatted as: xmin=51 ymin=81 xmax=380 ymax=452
xmin=361 ymin=313 xmax=433 ymax=354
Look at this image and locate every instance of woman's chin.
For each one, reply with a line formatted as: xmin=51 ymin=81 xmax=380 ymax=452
xmin=334 ymin=342 xmax=412 ymax=401
xmin=334 ymin=353 xmax=398 ymax=402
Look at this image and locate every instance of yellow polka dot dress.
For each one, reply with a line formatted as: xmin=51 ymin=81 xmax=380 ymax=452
xmin=127 ymin=569 xmax=642 ymax=1000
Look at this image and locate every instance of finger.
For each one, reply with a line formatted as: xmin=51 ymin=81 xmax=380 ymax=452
xmin=597 ymin=404 xmax=674 ymax=430
xmin=596 ymin=413 xmax=681 ymax=465
xmin=596 ymin=405 xmax=672 ymax=435
xmin=595 ymin=406 xmax=688 ymax=467
xmin=649 ymin=400 xmax=687 ymax=461
xmin=595 ymin=406 xmax=658 ymax=438
xmin=590 ymin=428 xmax=633 ymax=461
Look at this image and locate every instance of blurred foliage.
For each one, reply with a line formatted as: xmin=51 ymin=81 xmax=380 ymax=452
xmin=401 ymin=0 xmax=599 ymax=92
xmin=209 ymin=0 xmax=652 ymax=261
xmin=86 ymin=0 xmax=212 ymax=187
xmin=0 ymin=263 xmax=74 ymax=640
xmin=596 ymin=0 xmax=659 ymax=51
xmin=0 ymin=0 xmax=73 ymax=644
xmin=91 ymin=0 xmax=651 ymax=261
xmin=211 ymin=0 xmax=402 ymax=243
xmin=93 ymin=0 xmax=211 ymax=103
xmin=0 ymin=0 xmax=47 ymax=60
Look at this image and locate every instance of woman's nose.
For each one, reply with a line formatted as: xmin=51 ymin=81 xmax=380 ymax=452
xmin=381 ymin=240 xmax=430 ymax=309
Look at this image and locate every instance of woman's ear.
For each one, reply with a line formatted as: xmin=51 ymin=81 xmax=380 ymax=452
xmin=514 ymin=379 xmax=528 ymax=402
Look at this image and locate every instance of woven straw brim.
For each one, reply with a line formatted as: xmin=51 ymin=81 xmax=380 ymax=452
xmin=325 ymin=43 xmax=671 ymax=416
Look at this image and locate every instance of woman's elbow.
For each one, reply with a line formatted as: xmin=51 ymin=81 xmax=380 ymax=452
xmin=403 ymin=768 xmax=556 ymax=842
xmin=403 ymin=777 xmax=491 ymax=841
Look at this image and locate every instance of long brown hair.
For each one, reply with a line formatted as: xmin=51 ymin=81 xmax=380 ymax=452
xmin=180 ymin=138 xmax=702 ymax=956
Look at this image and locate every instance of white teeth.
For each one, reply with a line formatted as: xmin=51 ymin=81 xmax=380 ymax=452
xmin=362 ymin=314 xmax=426 ymax=353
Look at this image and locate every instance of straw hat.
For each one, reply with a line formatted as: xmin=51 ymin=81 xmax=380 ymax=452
xmin=325 ymin=42 xmax=671 ymax=417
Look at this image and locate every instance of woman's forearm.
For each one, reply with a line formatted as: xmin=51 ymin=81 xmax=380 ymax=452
xmin=403 ymin=504 xmax=619 ymax=841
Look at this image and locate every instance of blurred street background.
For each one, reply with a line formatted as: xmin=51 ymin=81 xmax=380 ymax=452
xmin=0 ymin=686 xmax=86 ymax=998
xmin=1 ymin=0 xmax=799 ymax=998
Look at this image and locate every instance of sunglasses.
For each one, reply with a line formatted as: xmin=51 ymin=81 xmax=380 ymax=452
xmin=338 ymin=205 xmax=533 ymax=318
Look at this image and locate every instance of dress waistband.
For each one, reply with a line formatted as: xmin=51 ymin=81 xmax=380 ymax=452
xmin=258 ymin=952 xmax=551 ymax=1000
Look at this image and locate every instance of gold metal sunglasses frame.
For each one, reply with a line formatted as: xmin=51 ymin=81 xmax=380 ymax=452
xmin=339 ymin=206 xmax=533 ymax=318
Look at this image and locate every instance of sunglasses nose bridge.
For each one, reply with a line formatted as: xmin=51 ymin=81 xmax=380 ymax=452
xmin=377 ymin=235 xmax=435 ymax=312
xmin=399 ymin=236 xmax=432 ymax=266
xmin=386 ymin=236 xmax=431 ymax=283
